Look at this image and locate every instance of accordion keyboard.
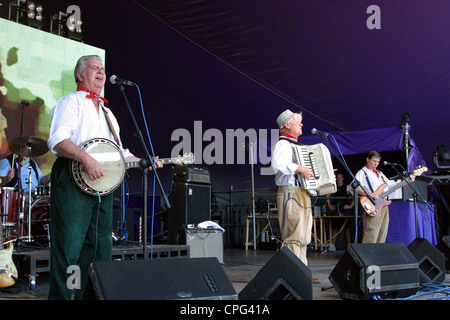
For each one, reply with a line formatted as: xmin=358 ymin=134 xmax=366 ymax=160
xmin=293 ymin=143 xmax=337 ymax=195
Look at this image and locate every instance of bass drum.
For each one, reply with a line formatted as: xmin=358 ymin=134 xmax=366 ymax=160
xmin=29 ymin=197 xmax=50 ymax=246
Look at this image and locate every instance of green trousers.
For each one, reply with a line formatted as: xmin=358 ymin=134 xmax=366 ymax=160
xmin=48 ymin=157 xmax=113 ymax=300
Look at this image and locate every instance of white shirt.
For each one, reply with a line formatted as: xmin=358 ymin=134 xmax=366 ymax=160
xmin=355 ymin=166 xmax=393 ymax=194
xmin=47 ymin=91 xmax=133 ymax=158
xmin=271 ymin=138 xmax=300 ymax=186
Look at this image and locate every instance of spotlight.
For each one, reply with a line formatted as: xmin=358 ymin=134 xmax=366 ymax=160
xmin=8 ymin=0 xmax=44 ymax=29
xmin=50 ymin=9 xmax=83 ymax=42
xmin=26 ymin=1 xmax=44 ymax=28
xmin=433 ymin=145 xmax=450 ymax=174
xmin=66 ymin=11 xmax=83 ymax=42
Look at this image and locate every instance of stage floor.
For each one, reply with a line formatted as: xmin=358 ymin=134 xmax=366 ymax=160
xmin=1 ymin=245 xmax=449 ymax=301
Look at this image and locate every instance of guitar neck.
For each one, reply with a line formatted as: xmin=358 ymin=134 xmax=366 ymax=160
xmin=381 ymin=179 xmax=409 ymax=199
xmin=378 ymin=167 xmax=427 ymax=199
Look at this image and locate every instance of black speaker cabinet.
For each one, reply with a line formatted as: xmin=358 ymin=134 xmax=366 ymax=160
xmin=168 ymin=183 xmax=211 ymax=244
xmin=84 ymin=257 xmax=237 ymax=300
xmin=408 ymin=237 xmax=445 ymax=283
xmin=402 ymin=177 xmax=428 ymax=201
xmin=438 ymin=235 xmax=450 ymax=271
xmin=238 ymin=247 xmax=313 ymax=300
xmin=329 ymin=243 xmax=420 ymax=300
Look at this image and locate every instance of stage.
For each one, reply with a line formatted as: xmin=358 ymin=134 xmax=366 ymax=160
xmin=1 ymin=244 xmax=449 ymax=301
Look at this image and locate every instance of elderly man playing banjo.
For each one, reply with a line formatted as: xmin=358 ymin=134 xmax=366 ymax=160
xmin=47 ymin=55 xmax=162 ymax=300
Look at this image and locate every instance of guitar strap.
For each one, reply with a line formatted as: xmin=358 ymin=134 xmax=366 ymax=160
xmin=102 ymin=108 xmax=121 ymax=147
xmin=363 ymin=168 xmax=375 ymax=193
xmin=363 ymin=167 xmax=389 ymax=193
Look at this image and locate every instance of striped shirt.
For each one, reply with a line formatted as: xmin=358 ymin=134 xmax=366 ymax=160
xmin=47 ymin=91 xmax=133 ymax=158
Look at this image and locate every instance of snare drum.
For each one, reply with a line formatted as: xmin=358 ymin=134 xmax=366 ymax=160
xmin=1 ymin=187 xmax=19 ymax=226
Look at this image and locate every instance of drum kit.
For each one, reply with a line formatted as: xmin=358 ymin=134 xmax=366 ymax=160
xmin=1 ymin=136 xmax=51 ymax=248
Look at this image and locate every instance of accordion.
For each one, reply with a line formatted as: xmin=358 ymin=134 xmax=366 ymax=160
xmin=293 ymin=143 xmax=337 ymax=195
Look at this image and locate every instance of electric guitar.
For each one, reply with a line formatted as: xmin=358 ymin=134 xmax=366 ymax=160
xmin=71 ymin=138 xmax=195 ymax=196
xmin=359 ymin=166 xmax=427 ymax=217
xmin=0 ymin=242 xmax=18 ymax=288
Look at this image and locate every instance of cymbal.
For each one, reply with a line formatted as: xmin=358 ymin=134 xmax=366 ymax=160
xmin=9 ymin=136 xmax=48 ymax=158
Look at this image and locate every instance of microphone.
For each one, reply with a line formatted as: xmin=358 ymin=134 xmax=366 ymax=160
xmin=383 ymin=161 xmax=400 ymax=166
xmin=311 ymin=128 xmax=329 ymax=136
xmin=20 ymin=100 xmax=30 ymax=107
xmin=109 ymin=75 xmax=135 ymax=86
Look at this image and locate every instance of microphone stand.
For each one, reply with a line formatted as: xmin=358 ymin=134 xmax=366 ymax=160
xmin=15 ymin=100 xmax=29 ymax=252
xmin=117 ymin=85 xmax=171 ymax=260
xmin=401 ymin=113 xmax=411 ymax=167
xmin=316 ymin=133 xmax=373 ymax=243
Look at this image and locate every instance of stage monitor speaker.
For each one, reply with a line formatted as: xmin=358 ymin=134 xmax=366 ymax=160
xmin=168 ymin=183 xmax=211 ymax=244
xmin=84 ymin=257 xmax=237 ymax=300
xmin=407 ymin=237 xmax=445 ymax=284
xmin=238 ymin=247 xmax=313 ymax=300
xmin=439 ymin=235 xmax=450 ymax=271
xmin=329 ymin=243 xmax=420 ymax=300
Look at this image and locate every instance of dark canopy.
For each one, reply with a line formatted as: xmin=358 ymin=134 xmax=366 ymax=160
xmin=29 ymin=0 xmax=450 ymax=191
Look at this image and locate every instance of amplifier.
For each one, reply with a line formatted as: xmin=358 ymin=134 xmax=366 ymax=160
xmin=186 ymin=228 xmax=224 ymax=264
xmin=168 ymin=183 xmax=211 ymax=244
xmin=172 ymin=165 xmax=211 ymax=184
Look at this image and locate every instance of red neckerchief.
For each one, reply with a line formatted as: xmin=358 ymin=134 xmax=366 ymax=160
xmin=280 ymin=132 xmax=298 ymax=141
xmin=366 ymin=164 xmax=381 ymax=176
xmin=77 ymin=87 xmax=109 ymax=104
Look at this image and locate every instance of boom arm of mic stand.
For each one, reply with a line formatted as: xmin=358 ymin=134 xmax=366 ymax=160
xmin=318 ymin=134 xmax=375 ymax=205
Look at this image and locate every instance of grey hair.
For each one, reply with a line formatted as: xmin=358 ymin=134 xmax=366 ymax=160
xmin=74 ymin=55 xmax=103 ymax=84
xmin=280 ymin=112 xmax=302 ymax=133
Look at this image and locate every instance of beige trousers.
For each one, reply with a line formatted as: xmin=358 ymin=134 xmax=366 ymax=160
xmin=277 ymin=186 xmax=312 ymax=265
xmin=362 ymin=206 xmax=389 ymax=243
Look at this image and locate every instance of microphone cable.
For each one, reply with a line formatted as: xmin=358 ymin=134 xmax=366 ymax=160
xmin=134 ymin=84 xmax=158 ymax=259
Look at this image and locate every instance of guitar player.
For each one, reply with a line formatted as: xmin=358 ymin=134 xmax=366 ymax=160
xmin=355 ymin=150 xmax=415 ymax=243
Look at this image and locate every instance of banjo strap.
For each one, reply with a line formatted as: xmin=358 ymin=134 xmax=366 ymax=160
xmin=102 ymin=108 xmax=120 ymax=146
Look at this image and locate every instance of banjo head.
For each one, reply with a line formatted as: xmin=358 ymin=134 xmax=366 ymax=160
xmin=71 ymin=138 xmax=126 ymax=196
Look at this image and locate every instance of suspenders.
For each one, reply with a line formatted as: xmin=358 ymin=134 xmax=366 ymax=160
xmin=279 ymin=136 xmax=302 ymax=187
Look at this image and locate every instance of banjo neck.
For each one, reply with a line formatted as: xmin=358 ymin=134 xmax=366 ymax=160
xmin=71 ymin=138 xmax=195 ymax=196
xmin=125 ymin=155 xmax=195 ymax=170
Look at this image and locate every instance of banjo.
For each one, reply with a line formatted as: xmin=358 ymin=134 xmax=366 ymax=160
xmin=71 ymin=138 xmax=195 ymax=196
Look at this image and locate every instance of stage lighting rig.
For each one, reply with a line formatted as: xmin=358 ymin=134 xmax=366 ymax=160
xmin=8 ymin=0 xmax=44 ymax=29
xmin=50 ymin=9 xmax=83 ymax=42
xmin=433 ymin=145 xmax=450 ymax=174
xmin=26 ymin=1 xmax=43 ymax=28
